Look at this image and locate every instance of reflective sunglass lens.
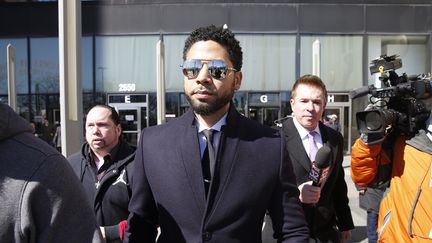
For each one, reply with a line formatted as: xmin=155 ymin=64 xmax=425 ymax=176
xmin=182 ymin=59 xmax=231 ymax=79
xmin=209 ymin=67 xmax=227 ymax=79
xmin=182 ymin=68 xmax=200 ymax=79
xmin=182 ymin=59 xmax=202 ymax=78
xmin=208 ymin=60 xmax=228 ymax=79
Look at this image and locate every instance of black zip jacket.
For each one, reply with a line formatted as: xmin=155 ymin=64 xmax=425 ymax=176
xmin=68 ymin=140 xmax=135 ymax=243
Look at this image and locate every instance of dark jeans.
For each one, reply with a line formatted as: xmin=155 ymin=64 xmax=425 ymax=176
xmin=366 ymin=210 xmax=378 ymax=243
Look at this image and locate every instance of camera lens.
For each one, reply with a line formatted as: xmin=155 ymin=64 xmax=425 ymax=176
xmin=365 ymin=111 xmax=382 ymax=131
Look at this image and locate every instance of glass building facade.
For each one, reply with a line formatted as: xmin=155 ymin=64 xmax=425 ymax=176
xmin=1 ymin=1 xmax=431 ymax=152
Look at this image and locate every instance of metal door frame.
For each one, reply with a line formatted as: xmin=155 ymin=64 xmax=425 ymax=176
xmin=108 ymin=93 xmax=149 ymax=144
xmin=325 ymin=103 xmax=351 ymax=154
xmin=248 ymin=106 xmax=280 ymax=126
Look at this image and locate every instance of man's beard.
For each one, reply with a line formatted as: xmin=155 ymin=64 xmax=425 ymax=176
xmin=186 ymin=89 xmax=234 ymax=116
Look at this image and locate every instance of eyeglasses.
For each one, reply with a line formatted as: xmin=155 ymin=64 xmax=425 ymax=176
xmin=181 ymin=59 xmax=237 ymax=80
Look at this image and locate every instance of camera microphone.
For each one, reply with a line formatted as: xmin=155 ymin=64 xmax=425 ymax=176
xmin=349 ymin=85 xmax=373 ymax=99
xmin=309 ymin=145 xmax=332 ymax=187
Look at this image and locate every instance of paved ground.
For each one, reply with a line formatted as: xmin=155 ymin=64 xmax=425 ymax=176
xmin=343 ymin=155 xmax=368 ymax=243
xmin=262 ymin=155 xmax=368 ymax=243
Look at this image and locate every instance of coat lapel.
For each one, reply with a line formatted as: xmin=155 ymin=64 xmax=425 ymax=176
xmin=203 ymin=104 xmax=241 ymax=222
xmin=177 ymin=110 xmax=207 ymax=213
xmin=283 ymin=118 xmax=311 ymax=173
xmin=176 ymin=105 xmax=247 ymax=223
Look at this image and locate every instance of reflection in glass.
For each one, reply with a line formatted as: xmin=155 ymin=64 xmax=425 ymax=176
xmin=0 ymin=38 xmax=28 ymax=94
xmin=95 ymin=35 xmax=159 ymax=92
xmin=165 ymin=92 xmax=180 ymax=118
xmin=237 ymin=34 xmax=296 ymax=91
xmin=368 ymin=35 xmax=430 ymax=85
xmin=82 ymin=36 xmax=93 ymax=92
xmin=233 ymin=91 xmax=246 ymax=115
xmin=300 ymin=35 xmax=363 ymax=91
xmin=164 ymin=35 xmax=188 ymax=91
xmin=30 ymin=37 xmax=59 ymax=94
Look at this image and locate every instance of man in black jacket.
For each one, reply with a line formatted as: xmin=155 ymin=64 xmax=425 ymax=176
xmin=124 ymin=25 xmax=309 ymax=243
xmin=68 ymin=104 xmax=135 ymax=243
xmin=280 ymin=75 xmax=354 ymax=242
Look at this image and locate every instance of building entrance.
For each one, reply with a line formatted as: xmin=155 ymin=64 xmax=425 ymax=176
xmin=107 ymin=93 xmax=149 ymax=146
xmin=323 ymin=107 xmax=344 ymax=134
xmin=324 ymin=93 xmax=351 ymax=154
xmin=248 ymin=107 xmax=279 ymax=127
xmin=246 ymin=92 xmax=282 ymax=127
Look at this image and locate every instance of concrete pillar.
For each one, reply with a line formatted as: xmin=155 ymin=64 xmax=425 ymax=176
xmin=7 ymin=44 xmax=16 ymax=111
xmin=58 ymin=0 xmax=83 ymax=156
xmin=156 ymin=35 xmax=166 ymax=125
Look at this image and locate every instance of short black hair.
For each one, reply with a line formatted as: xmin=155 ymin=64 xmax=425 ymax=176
xmin=87 ymin=104 xmax=121 ymax=125
xmin=183 ymin=25 xmax=243 ymax=71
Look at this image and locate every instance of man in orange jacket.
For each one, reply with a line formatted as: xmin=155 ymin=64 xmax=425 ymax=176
xmin=351 ymin=99 xmax=432 ymax=242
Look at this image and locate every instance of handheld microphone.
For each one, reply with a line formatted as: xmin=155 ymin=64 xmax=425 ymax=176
xmin=308 ymin=145 xmax=331 ymax=186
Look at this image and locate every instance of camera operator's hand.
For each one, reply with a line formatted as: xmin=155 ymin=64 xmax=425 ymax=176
xmin=360 ymin=104 xmax=387 ymax=145
xmin=360 ymin=133 xmax=386 ymax=145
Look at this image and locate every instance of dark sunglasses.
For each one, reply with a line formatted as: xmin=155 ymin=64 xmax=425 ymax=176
xmin=181 ymin=59 xmax=237 ymax=80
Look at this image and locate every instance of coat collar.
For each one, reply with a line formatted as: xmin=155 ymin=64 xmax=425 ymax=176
xmin=282 ymin=117 xmax=331 ymax=172
xmin=407 ymin=129 xmax=432 ymax=154
xmin=282 ymin=117 xmax=312 ymax=172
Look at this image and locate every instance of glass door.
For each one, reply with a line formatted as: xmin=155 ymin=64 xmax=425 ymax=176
xmin=248 ymin=107 xmax=280 ymax=127
xmin=117 ymin=108 xmax=140 ymax=146
xmin=324 ymin=106 xmax=351 ymax=153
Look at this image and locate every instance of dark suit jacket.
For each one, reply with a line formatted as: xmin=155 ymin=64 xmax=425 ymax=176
xmin=125 ymin=104 xmax=309 ymax=243
xmin=281 ymin=117 xmax=354 ymax=241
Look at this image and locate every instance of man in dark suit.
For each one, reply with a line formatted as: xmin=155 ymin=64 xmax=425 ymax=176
xmin=124 ymin=25 xmax=309 ymax=243
xmin=280 ymin=75 xmax=354 ymax=243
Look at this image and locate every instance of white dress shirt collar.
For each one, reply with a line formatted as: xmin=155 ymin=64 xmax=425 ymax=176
xmin=196 ymin=113 xmax=227 ymax=157
xmin=197 ymin=113 xmax=227 ymax=133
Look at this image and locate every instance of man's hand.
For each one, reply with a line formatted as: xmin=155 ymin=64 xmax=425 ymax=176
xmin=340 ymin=230 xmax=352 ymax=243
xmin=119 ymin=220 xmax=128 ymax=240
xmin=298 ymin=181 xmax=321 ymax=204
xmin=360 ymin=132 xmax=386 ymax=145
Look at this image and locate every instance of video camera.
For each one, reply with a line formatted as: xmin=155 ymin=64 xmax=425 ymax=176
xmin=350 ymin=54 xmax=432 ymax=138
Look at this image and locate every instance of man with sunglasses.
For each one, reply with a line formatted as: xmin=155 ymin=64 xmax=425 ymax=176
xmin=124 ymin=25 xmax=309 ymax=243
